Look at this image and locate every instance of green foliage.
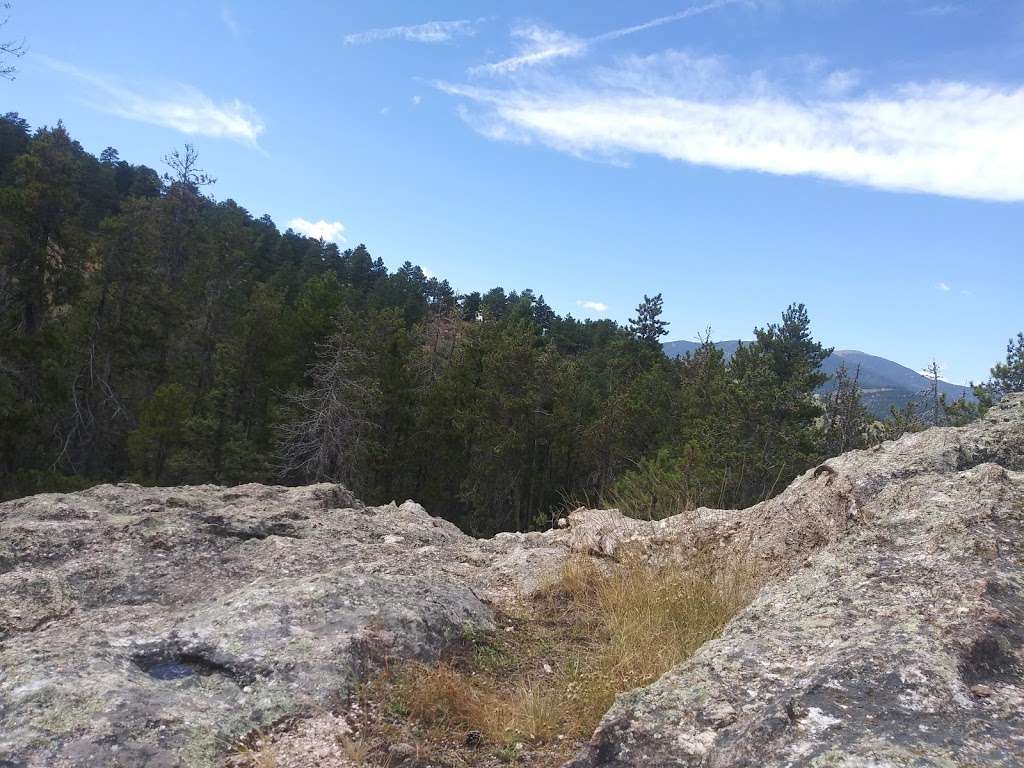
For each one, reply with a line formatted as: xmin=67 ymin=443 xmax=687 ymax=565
xmin=608 ymin=448 xmax=692 ymax=521
xmin=126 ymin=383 xmax=194 ymax=484
xmin=628 ymin=293 xmax=669 ymax=349
xmin=990 ymin=332 xmax=1024 ymax=395
xmin=873 ymin=401 xmax=928 ymax=442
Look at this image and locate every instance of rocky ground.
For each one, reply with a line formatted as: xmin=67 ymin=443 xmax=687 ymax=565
xmin=1 ymin=394 xmax=1022 ymax=767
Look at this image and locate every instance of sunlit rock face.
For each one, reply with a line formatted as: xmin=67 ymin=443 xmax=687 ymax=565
xmin=0 ymin=485 xmax=551 ymax=767
xmin=1 ymin=395 xmax=1022 ymax=767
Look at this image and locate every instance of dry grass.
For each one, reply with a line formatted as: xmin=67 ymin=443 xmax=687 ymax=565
xmin=335 ymin=733 xmax=371 ymax=764
xmin=227 ymin=738 xmax=279 ymax=768
xmin=377 ymin=553 xmax=753 ymax=762
xmin=534 ymin=555 xmax=751 ymax=731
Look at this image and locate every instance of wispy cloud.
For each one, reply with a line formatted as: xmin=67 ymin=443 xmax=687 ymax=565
xmin=412 ymin=94 xmax=423 ymax=106
xmin=474 ymin=0 xmax=741 ymax=75
xmin=914 ymin=3 xmax=965 ymax=16
xmin=43 ymin=57 xmax=264 ymax=148
xmin=439 ymin=52 xmax=1024 ymax=202
xmin=937 ymin=281 xmax=951 ymax=292
xmin=821 ymin=69 xmax=861 ymax=97
xmin=220 ymin=4 xmax=241 ymax=37
xmin=577 ymin=299 xmax=609 ymax=312
xmin=344 ymin=19 xmax=478 ymax=46
xmin=288 ymin=218 xmax=346 ymax=242
xmin=593 ymin=0 xmax=745 ymax=43
xmin=474 ymin=25 xmax=587 ymax=75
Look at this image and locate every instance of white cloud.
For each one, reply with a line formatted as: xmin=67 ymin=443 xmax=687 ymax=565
xmin=43 ymin=57 xmax=264 ymax=148
xmin=344 ymin=19 xmax=478 ymax=45
xmin=412 ymin=95 xmax=423 ymax=105
xmin=473 ymin=25 xmax=588 ymax=75
xmin=439 ymin=55 xmax=1024 ymax=202
xmin=474 ymin=1 xmax=741 ymax=76
xmin=577 ymin=300 xmax=609 ymax=312
xmin=289 ymin=218 xmax=347 ymax=242
xmin=937 ymin=281 xmax=951 ymax=292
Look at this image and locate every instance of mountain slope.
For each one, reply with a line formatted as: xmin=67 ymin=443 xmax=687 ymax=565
xmin=662 ymin=340 xmax=974 ymax=418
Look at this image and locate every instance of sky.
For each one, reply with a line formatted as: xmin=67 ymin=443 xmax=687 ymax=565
xmin=6 ymin=0 xmax=1023 ymax=384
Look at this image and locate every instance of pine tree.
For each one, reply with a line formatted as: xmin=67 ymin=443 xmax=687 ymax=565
xmin=628 ymin=293 xmax=669 ymax=347
xmin=990 ymin=332 xmax=1024 ymax=395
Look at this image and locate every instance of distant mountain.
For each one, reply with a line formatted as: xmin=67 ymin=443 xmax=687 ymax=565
xmin=662 ymin=340 xmax=974 ymax=418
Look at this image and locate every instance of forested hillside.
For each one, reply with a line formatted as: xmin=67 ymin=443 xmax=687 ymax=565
xmin=0 ymin=114 xmax=1012 ymax=534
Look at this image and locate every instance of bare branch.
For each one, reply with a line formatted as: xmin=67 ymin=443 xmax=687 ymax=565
xmin=276 ymin=329 xmax=378 ymax=486
xmin=0 ymin=3 xmax=26 ymax=81
xmin=163 ymin=144 xmax=216 ymax=190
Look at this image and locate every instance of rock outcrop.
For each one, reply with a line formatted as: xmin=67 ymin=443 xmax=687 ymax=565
xmin=1 ymin=394 xmax=1022 ymax=767
xmin=0 ymin=487 xmax=564 ymax=766
xmin=567 ymin=394 xmax=1024 ymax=767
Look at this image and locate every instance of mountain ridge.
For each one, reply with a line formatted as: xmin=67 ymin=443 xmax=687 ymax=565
xmin=662 ymin=340 xmax=974 ymax=417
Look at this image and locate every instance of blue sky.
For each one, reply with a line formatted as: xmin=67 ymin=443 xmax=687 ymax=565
xmin=7 ymin=0 xmax=1023 ymax=383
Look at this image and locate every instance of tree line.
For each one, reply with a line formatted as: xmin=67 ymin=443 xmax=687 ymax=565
xmin=1 ymin=115 xmax=1020 ymax=534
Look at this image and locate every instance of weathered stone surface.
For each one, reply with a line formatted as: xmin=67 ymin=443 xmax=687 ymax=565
xmin=567 ymin=394 xmax=1024 ymax=767
xmin=0 ymin=486 xmax=561 ymax=767
xmin=2 ymin=396 xmax=1022 ymax=767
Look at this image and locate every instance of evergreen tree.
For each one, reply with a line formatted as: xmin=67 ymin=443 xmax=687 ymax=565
xmin=990 ymin=332 xmax=1024 ymax=395
xmin=628 ymin=293 xmax=669 ymax=347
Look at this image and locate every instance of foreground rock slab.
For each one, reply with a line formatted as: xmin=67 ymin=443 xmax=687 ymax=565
xmin=568 ymin=395 xmax=1024 ymax=767
xmin=0 ymin=486 xmax=563 ymax=767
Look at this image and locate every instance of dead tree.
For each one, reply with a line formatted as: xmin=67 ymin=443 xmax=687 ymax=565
xmin=922 ymin=359 xmax=944 ymax=427
xmin=823 ymin=363 xmax=869 ymax=453
xmin=277 ymin=330 xmax=378 ymax=487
